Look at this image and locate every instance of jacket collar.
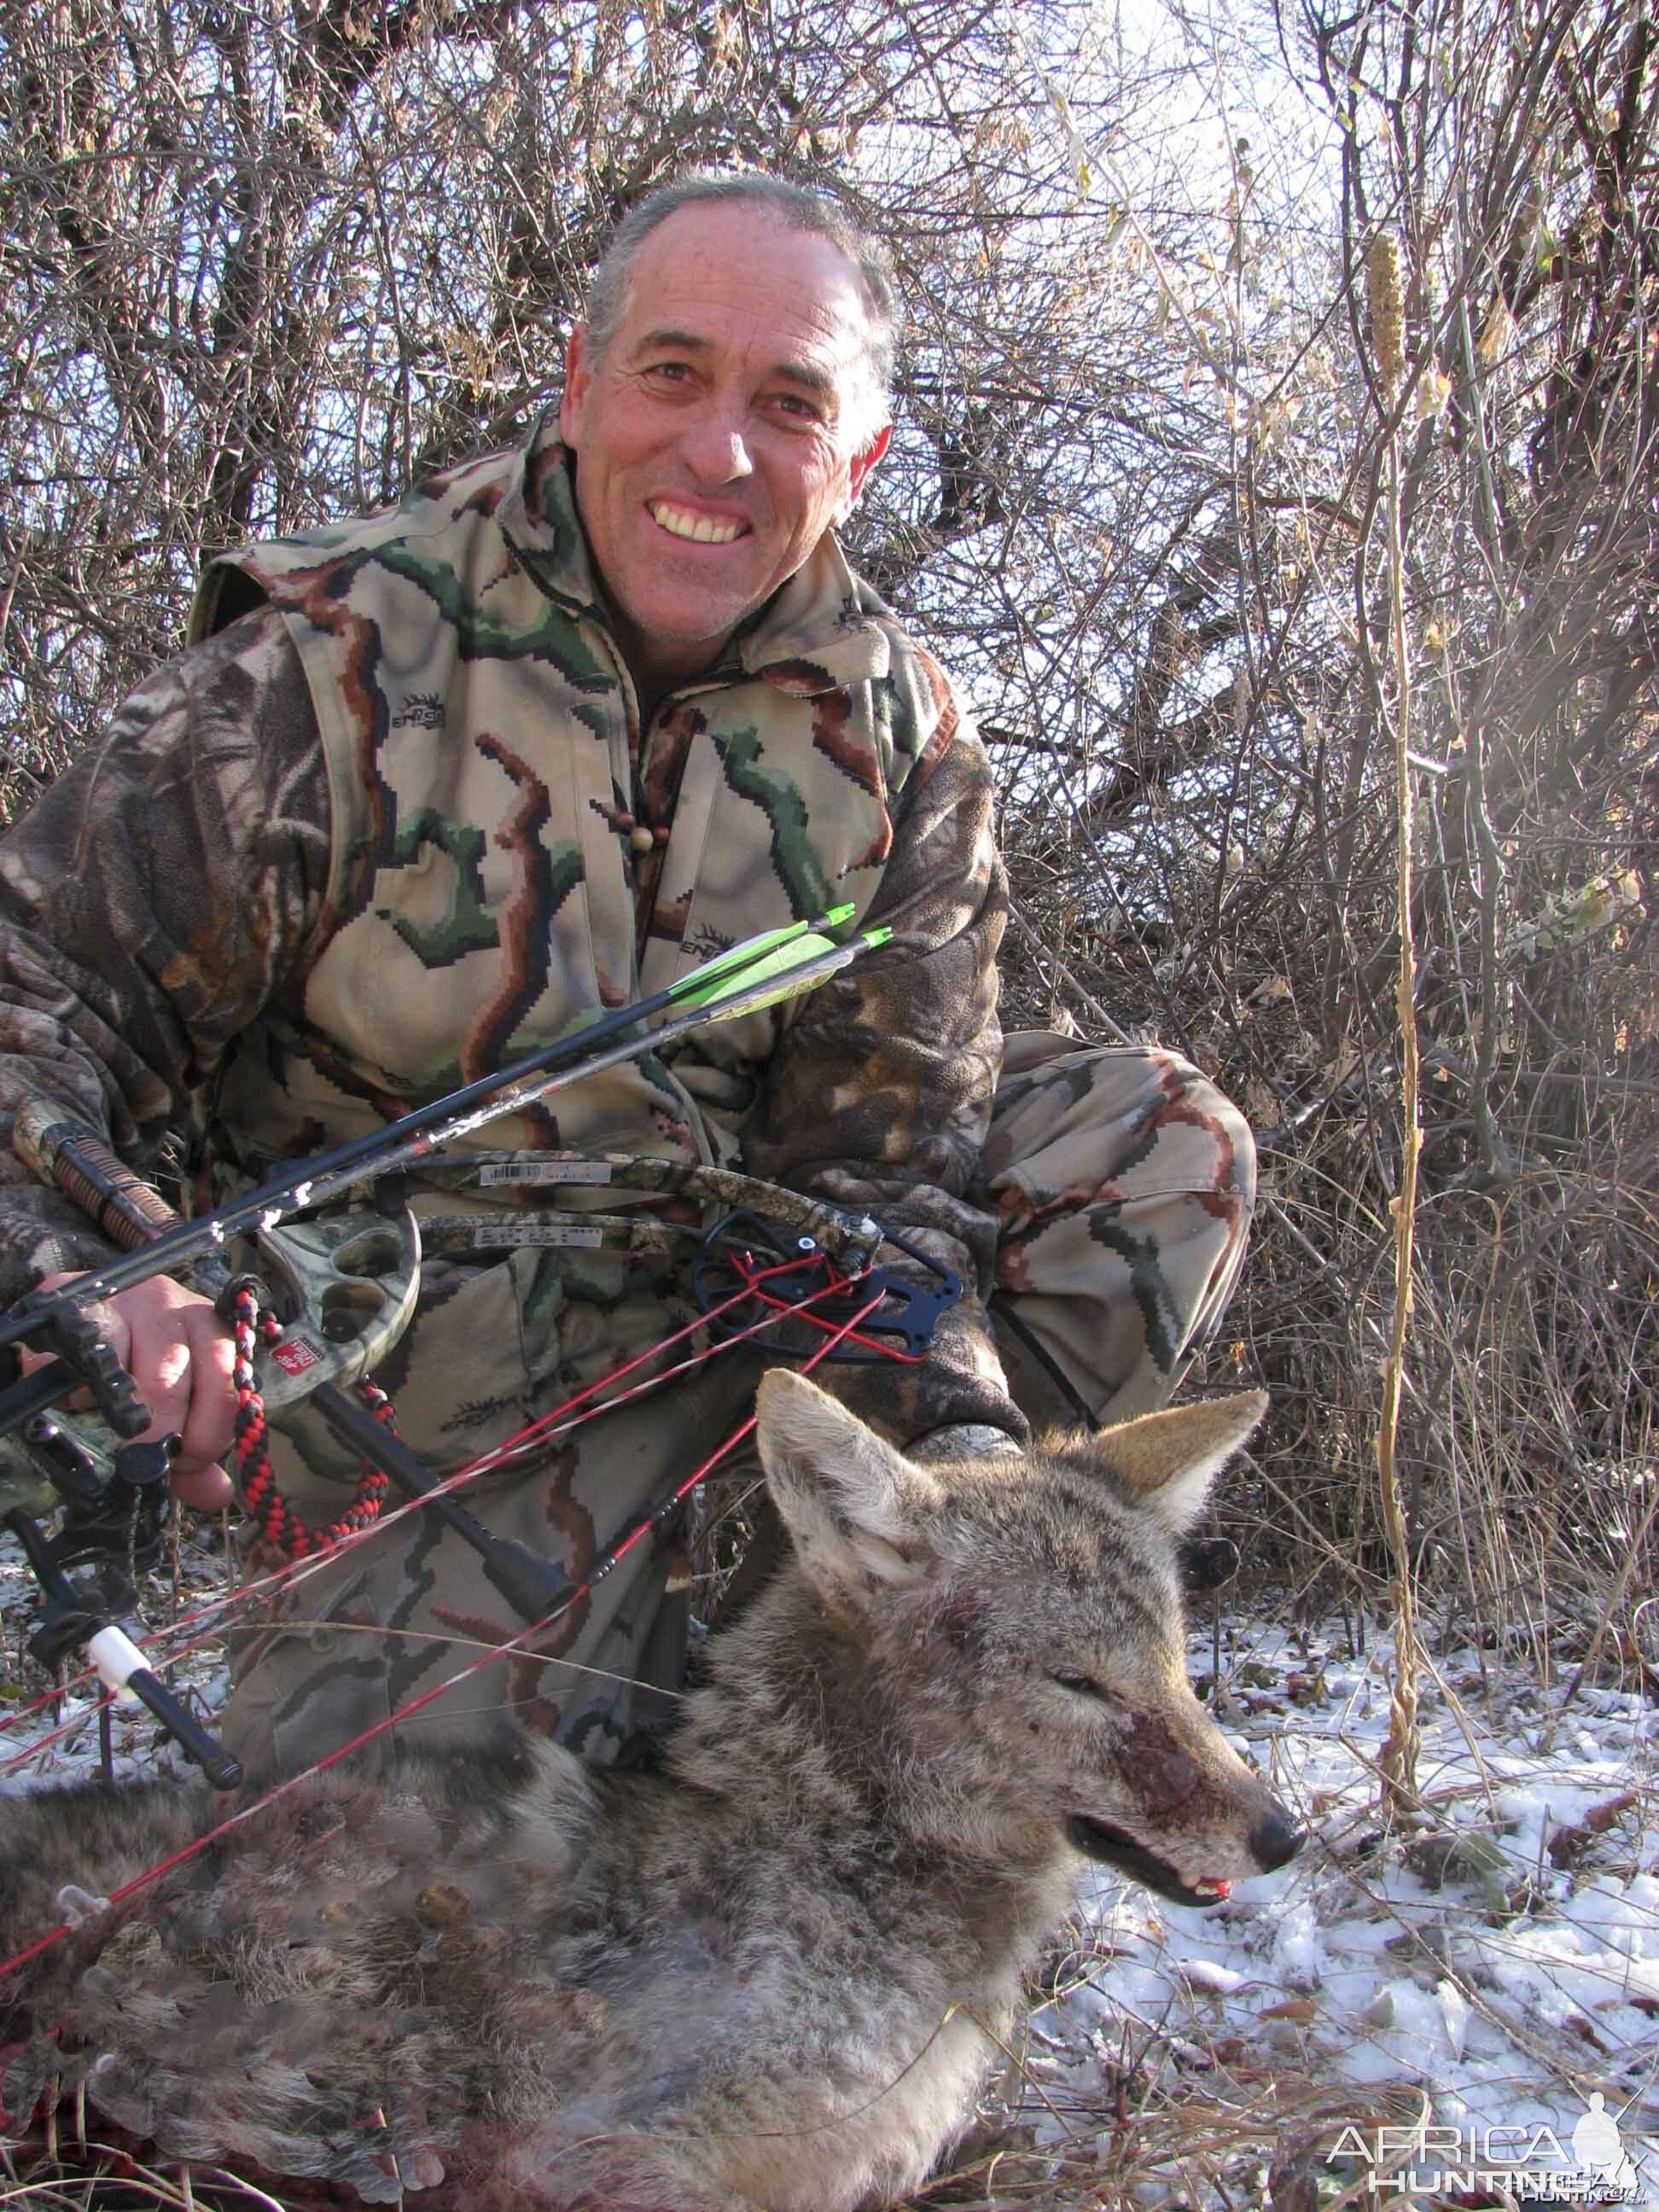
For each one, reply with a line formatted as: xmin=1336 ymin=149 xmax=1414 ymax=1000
xmin=503 ymin=407 xmax=891 ymax=697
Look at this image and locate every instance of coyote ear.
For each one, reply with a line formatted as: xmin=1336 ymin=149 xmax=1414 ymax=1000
xmin=1087 ymin=1391 xmax=1268 ymax=1537
xmin=755 ymin=1371 xmax=942 ymax=1598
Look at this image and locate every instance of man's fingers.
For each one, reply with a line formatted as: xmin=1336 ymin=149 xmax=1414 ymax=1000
xmin=122 ymin=1296 xmax=239 ymax=1481
xmin=23 ymin=1270 xmax=239 ymax=1504
xmin=172 ymin=1458 xmax=236 ymax=1512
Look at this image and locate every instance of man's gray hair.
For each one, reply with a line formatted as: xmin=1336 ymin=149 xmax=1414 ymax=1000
xmin=582 ymin=172 xmax=899 ymax=439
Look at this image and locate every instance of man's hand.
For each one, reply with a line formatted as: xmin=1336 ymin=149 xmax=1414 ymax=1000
xmin=23 ymin=1272 xmax=237 ymax=1510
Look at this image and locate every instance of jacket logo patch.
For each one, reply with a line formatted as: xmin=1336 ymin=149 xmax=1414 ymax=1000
xmin=392 ymin=692 xmax=445 ymax=731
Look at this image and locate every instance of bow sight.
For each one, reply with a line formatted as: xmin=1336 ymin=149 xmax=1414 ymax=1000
xmin=0 ymin=912 xmax=958 ymax=1790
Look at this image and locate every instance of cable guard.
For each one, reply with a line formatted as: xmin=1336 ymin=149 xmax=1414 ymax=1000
xmin=690 ymin=1210 xmax=961 ymax=1362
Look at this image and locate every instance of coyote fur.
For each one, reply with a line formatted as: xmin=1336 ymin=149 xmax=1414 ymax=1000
xmin=0 ymin=1374 xmax=1301 ymax=2211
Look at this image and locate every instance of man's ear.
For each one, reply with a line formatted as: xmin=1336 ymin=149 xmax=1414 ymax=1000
xmin=1081 ymin=1392 xmax=1268 ymax=1539
xmin=838 ymin=419 xmax=892 ymax=521
xmin=560 ymin=326 xmax=594 ymax=449
xmin=755 ymin=1370 xmax=941 ymax=1599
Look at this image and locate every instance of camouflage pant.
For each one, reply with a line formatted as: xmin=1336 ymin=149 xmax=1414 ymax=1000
xmin=219 ymin=1036 xmax=1254 ymax=1778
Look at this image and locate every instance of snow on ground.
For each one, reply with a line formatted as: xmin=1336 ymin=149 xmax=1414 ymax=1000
xmin=5 ymin=1524 xmax=1659 ymax=2206
xmin=1010 ymin=1615 xmax=1659 ymax=2208
xmin=0 ymin=1521 xmax=234 ymax=1795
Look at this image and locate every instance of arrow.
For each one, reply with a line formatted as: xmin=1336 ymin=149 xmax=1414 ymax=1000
xmin=1 ymin=910 xmax=889 ymax=1352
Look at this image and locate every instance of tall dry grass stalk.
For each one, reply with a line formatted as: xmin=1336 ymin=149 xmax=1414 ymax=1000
xmin=1366 ymin=230 xmax=1423 ymax=1816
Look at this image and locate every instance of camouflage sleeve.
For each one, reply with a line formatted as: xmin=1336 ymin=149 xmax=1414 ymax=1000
xmin=0 ymin=608 xmax=334 ymax=1303
xmin=743 ymin=663 xmax=1027 ymax=1448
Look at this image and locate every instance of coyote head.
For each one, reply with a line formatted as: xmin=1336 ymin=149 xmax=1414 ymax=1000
xmin=753 ymin=1373 xmax=1302 ymax=1906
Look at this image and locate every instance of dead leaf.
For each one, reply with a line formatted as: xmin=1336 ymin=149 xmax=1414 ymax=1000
xmin=1548 ymin=1790 xmax=1639 ymax=1866
xmin=1258 ymin=1998 xmax=1318 ymax=2023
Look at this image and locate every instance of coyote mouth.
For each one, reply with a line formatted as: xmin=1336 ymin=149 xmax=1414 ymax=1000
xmin=1067 ymin=1817 xmax=1231 ymax=1907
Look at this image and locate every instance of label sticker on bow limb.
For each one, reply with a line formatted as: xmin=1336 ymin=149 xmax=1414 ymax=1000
xmin=468 ymin=1223 xmax=603 ymax=1249
xmin=475 ymin=1161 xmax=613 ymax=1186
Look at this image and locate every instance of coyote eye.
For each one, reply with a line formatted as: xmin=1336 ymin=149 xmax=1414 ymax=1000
xmin=1050 ymin=1671 xmax=1109 ymax=1702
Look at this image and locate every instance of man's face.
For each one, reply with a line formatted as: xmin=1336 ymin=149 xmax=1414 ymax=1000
xmin=559 ymin=203 xmax=892 ymax=698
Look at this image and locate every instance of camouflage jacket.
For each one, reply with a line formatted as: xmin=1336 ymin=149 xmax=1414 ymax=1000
xmin=0 ymin=416 xmax=1022 ymax=1444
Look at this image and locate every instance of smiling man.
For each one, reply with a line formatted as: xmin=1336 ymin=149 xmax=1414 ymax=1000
xmin=0 ymin=173 xmax=1256 ymax=1778
xmin=559 ymin=196 xmax=891 ymax=703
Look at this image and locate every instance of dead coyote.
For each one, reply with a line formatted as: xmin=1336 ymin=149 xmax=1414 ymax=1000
xmin=0 ymin=1374 xmax=1301 ymax=2211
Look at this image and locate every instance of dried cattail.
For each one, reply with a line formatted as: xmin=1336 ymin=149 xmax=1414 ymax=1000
xmin=1367 ymin=232 xmax=1406 ymax=395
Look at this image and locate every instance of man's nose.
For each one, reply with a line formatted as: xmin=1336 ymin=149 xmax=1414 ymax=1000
xmin=682 ymin=407 xmax=754 ymax=486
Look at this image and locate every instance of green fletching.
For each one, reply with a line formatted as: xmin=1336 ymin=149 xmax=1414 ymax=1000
xmin=694 ymin=925 xmax=888 ymax=1026
xmin=664 ymin=903 xmax=862 ymax=1014
xmin=678 ymin=931 xmax=837 ymax=1013
xmin=667 ymin=916 xmax=818 ymax=1005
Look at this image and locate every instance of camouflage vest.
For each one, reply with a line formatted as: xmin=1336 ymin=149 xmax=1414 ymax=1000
xmin=189 ymin=413 xmax=954 ymax=1196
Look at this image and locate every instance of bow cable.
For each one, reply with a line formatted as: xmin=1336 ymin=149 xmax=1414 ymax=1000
xmin=0 ymin=1285 xmax=890 ymax=1987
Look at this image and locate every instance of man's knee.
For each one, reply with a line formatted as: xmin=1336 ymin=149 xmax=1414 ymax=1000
xmin=983 ymin=1035 xmax=1254 ymax=1223
xmin=1153 ymin=1050 xmax=1256 ymax=1215
xmin=981 ymin=1036 xmax=1255 ymax=1429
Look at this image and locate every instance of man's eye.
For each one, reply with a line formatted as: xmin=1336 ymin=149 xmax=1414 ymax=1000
xmin=1050 ymin=1671 xmax=1109 ymax=1701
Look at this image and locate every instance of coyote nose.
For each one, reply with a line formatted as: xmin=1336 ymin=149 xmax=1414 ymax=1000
xmin=1250 ymin=1806 xmax=1305 ymax=1871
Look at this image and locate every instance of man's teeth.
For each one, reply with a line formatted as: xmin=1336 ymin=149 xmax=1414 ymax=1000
xmin=650 ymin=503 xmax=743 ymax=544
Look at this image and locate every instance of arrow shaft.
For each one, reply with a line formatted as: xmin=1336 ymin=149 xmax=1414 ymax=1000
xmin=0 ymin=928 xmax=871 ymax=1350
